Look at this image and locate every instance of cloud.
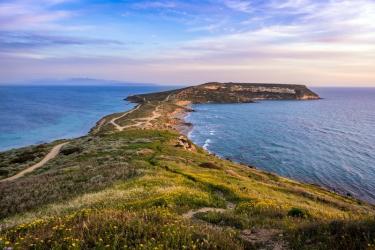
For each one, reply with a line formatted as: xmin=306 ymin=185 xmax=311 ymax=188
xmin=222 ymin=0 xmax=252 ymax=13
xmin=0 ymin=0 xmax=75 ymax=31
xmin=269 ymin=0 xmax=313 ymax=10
xmin=0 ymin=0 xmax=374 ymax=86
xmin=132 ymin=1 xmax=178 ymax=9
xmin=0 ymin=32 xmax=124 ymax=51
xmin=116 ymin=0 xmax=374 ymax=85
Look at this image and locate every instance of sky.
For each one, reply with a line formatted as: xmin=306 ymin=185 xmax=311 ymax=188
xmin=0 ymin=0 xmax=374 ymax=86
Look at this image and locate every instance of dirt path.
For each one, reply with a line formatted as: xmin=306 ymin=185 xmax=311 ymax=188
xmin=143 ymin=105 xmax=162 ymax=127
xmin=181 ymin=201 xmax=287 ymax=249
xmin=91 ymin=118 xmax=106 ymax=135
xmin=110 ymin=104 xmax=142 ymax=131
xmin=182 ymin=202 xmax=235 ymax=219
xmin=109 ymin=93 xmax=174 ymax=132
xmin=0 ymin=142 xmax=69 ymax=183
xmin=165 ymin=93 xmax=172 ymax=102
xmin=110 ymin=103 xmax=164 ymax=131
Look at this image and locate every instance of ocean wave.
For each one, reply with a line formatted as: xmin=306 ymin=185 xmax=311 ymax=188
xmin=203 ymin=139 xmax=211 ymax=150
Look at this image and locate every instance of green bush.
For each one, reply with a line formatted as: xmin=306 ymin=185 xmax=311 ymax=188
xmin=288 ymin=207 xmax=308 ymax=218
xmin=10 ymin=151 xmax=37 ymax=164
xmin=61 ymin=145 xmax=82 ymax=155
xmin=0 ymin=169 xmax=9 ymax=176
xmin=199 ymin=162 xmax=221 ymax=170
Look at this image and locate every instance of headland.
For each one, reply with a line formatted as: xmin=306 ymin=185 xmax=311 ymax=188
xmin=1 ymin=83 xmax=374 ymax=250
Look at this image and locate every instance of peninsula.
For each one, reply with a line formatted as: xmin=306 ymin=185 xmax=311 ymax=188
xmin=0 ymin=83 xmax=374 ymax=250
xmin=126 ymin=82 xmax=320 ymax=104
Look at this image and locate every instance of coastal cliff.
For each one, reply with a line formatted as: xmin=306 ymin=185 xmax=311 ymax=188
xmin=126 ymin=82 xmax=320 ymax=104
xmin=1 ymin=83 xmax=375 ymax=250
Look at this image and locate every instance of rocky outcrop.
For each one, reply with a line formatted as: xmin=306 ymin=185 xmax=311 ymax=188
xmin=175 ymin=136 xmax=195 ymax=151
xmin=126 ymin=82 xmax=320 ymax=104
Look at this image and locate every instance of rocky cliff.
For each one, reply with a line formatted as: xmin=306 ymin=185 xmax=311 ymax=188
xmin=126 ymin=82 xmax=320 ymax=104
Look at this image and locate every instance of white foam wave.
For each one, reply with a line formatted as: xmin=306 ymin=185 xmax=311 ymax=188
xmin=203 ymin=139 xmax=211 ymax=150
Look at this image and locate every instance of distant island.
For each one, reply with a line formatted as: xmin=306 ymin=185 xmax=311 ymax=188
xmin=1 ymin=83 xmax=374 ymax=250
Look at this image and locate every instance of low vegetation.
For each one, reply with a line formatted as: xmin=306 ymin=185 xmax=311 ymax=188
xmin=0 ymin=95 xmax=374 ymax=249
xmin=0 ymin=143 xmax=55 ymax=180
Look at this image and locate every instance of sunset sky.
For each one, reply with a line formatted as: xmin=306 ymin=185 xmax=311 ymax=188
xmin=1 ymin=0 xmax=374 ymax=86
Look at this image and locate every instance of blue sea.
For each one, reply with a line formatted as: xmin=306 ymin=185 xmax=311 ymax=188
xmin=187 ymin=88 xmax=375 ymax=203
xmin=0 ymin=84 xmax=169 ymax=151
xmin=1 ymin=86 xmax=375 ymax=203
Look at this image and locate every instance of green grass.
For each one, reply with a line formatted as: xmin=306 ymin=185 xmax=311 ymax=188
xmin=287 ymin=219 xmax=375 ymax=250
xmin=0 ymin=142 xmax=57 ymax=180
xmin=1 ymin=101 xmax=375 ymax=249
xmin=0 ymin=208 xmax=243 ymax=250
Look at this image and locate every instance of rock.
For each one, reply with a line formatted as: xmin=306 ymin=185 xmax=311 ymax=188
xmin=175 ymin=136 xmax=195 ymax=151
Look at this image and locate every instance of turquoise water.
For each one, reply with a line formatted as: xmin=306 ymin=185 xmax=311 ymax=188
xmin=0 ymin=84 xmax=169 ymax=151
xmin=187 ymin=88 xmax=375 ymax=203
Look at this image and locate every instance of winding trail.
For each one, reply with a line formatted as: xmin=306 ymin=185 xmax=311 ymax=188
xmin=110 ymin=97 xmax=169 ymax=131
xmin=109 ymin=104 xmax=142 ymax=131
xmin=0 ymin=142 xmax=69 ymax=183
xmin=181 ymin=201 xmax=286 ymax=249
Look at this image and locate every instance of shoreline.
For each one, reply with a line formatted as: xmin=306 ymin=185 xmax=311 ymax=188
xmin=169 ymin=101 xmax=372 ymax=205
xmin=1 ymin=83 xmax=371 ymax=206
xmin=0 ymin=95 xmax=370 ymax=205
xmin=0 ymin=97 xmax=371 ymax=205
xmin=3 ymin=85 xmax=375 ymax=249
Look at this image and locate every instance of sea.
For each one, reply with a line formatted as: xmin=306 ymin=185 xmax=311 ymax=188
xmin=0 ymin=84 xmax=170 ymax=151
xmin=186 ymin=88 xmax=375 ymax=203
xmin=1 ymin=85 xmax=374 ymax=203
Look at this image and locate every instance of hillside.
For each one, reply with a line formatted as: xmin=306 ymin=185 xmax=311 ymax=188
xmin=126 ymin=82 xmax=320 ymax=104
xmin=1 ymin=83 xmax=375 ymax=250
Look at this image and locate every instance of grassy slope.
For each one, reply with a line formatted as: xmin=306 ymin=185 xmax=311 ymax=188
xmin=0 ymin=142 xmax=63 ymax=180
xmin=0 ymin=100 xmax=375 ymax=250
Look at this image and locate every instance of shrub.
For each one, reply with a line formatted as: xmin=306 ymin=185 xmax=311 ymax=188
xmin=235 ymin=200 xmax=256 ymax=214
xmin=0 ymin=169 xmax=9 ymax=176
xmin=235 ymin=200 xmax=285 ymax=219
xmin=199 ymin=162 xmax=221 ymax=170
xmin=288 ymin=207 xmax=308 ymax=218
xmin=61 ymin=145 xmax=82 ymax=155
xmin=10 ymin=151 xmax=37 ymax=164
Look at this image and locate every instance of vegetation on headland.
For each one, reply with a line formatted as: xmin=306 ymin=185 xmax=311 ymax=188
xmin=0 ymin=143 xmax=57 ymax=179
xmin=0 ymin=83 xmax=374 ymax=249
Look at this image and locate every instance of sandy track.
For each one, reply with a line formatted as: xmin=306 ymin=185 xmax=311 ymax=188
xmin=109 ymin=94 xmax=171 ymax=131
xmin=109 ymin=105 xmax=142 ymax=131
xmin=110 ymin=103 xmax=163 ymax=131
xmin=0 ymin=142 xmax=69 ymax=183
